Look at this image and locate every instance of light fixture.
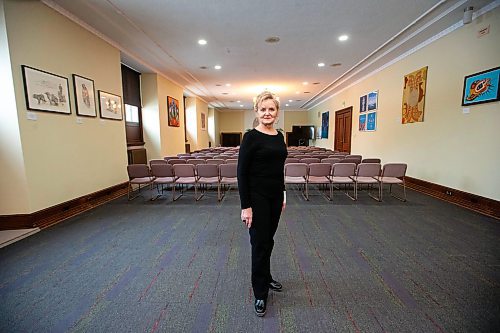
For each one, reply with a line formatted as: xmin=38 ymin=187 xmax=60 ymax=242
xmin=198 ymin=39 xmax=207 ymax=45
xmin=295 ymin=91 xmax=300 ymax=94
xmin=288 ymin=99 xmax=293 ymax=102
xmin=285 ymin=104 xmax=289 ymax=107
xmin=338 ymin=35 xmax=348 ymax=41
xmin=240 ymin=104 xmax=244 ymax=107
xmin=463 ymin=6 xmax=473 ymax=24
xmin=214 ymin=65 xmax=221 ymax=70
xmin=265 ymin=36 xmax=280 ymax=43
xmin=302 ymin=81 xmax=308 ymax=85
xmin=318 ymin=63 xmax=325 ymax=67
xmin=237 ymin=100 xmax=241 ymax=103
xmin=225 ymin=83 xmax=231 ymax=87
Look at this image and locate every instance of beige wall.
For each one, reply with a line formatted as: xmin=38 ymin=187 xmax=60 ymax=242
xmin=3 ymin=0 xmax=128 ymax=213
xmin=208 ymin=108 xmax=219 ymax=147
xmin=284 ymin=110 xmax=310 ymax=133
xmin=196 ymin=98 xmax=209 ymax=150
xmin=157 ymin=75 xmax=185 ymax=156
xmin=218 ymin=110 xmax=245 ymax=133
xmin=310 ymin=8 xmax=500 ymax=200
xmin=141 ymin=74 xmax=161 ymax=159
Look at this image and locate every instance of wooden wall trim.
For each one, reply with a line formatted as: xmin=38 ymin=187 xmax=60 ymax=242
xmin=405 ymin=176 xmax=500 ymax=220
xmin=0 ymin=182 xmax=128 ymax=230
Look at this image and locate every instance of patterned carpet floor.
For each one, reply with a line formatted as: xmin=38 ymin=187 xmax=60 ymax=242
xmin=1 ymin=185 xmax=499 ymax=332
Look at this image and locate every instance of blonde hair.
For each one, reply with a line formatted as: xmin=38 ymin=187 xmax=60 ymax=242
xmin=253 ymin=91 xmax=280 ymax=112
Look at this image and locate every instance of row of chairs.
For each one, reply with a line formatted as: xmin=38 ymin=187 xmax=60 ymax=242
xmin=151 ymin=158 xmax=238 ymax=166
xmin=127 ymin=163 xmax=237 ymax=202
xmin=286 ymin=156 xmax=380 ymax=165
xmin=285 ymin=162 xmax=407 ymax=201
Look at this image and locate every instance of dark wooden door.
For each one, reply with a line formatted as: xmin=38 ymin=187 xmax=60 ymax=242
xmin=220 ymin=132 xmax=242 ymax=147
xmin=334 ymin=107 xmax=352 ymax=153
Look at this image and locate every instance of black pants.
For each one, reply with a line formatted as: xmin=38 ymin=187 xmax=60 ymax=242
xmin=249 ymin=191 xmax=283 ymax=300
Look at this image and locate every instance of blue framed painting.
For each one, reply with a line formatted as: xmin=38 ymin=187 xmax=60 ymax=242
xmin=462 ymin=67 xmax=500 ymax=106
xmin=360 ymin=95 xmax=367 ymax=112
xmin=359 ymin=114 xmax=367 ymax=131
xmin=367 ymin=91 xmax=378 ymax=111
xmin=321 ymin=111 xmax=329 ymax=138
xmin=366 ymin=112 xmax=377 ymax=131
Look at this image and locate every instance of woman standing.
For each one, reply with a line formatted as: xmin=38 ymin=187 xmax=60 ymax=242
xmin=237 ymin=91 xmax=287 ymax=317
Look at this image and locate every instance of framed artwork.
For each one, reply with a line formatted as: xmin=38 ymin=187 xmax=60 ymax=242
xmin=21 ymin=65 xmax=71 ymax=114
xmin=366 ymin=112 xmax=377 ymax=131
xmin=360 ymin=95 xmax=367 ymax=112
xmin=98 ymin=90 xmax=123 ymax=120
xmin=402 ymin=66 xmax=427 ymax=124
xmin=321 ymin=111 xmax=329 ymax=138
xmin=461 ymin=66 xmax=500 ymax=106
xmin=367 ymin=91 xmax=378 ymax=111
xmin=167 ymin=96 xmax=180 ymax=127
xmin=359 ymin=114 xmax=367 ymax=131
xmin=201 ymin=112 xmax=207 ymax=130
xmin=72 ymin=74 xmax=96 ymax=117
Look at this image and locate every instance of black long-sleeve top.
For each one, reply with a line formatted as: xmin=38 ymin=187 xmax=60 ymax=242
xmin=237 ymin=129 xmax=288 ymax=209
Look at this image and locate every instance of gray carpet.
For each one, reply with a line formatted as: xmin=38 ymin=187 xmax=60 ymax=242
xmin=1 ymin=185 xmax=499 ymax=332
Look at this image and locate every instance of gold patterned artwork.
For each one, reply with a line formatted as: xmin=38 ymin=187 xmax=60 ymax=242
xmin=402 ymin=66 xmax=427 ymax=124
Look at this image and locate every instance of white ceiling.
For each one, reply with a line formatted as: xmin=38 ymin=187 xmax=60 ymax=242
xmin=43 ymin=0 xmax=494 ymax=110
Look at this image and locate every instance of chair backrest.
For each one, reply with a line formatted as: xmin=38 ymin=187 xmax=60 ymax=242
xmin=381 ymin=163 xmax=407 ymax=178
xmin=149 ymin=159 xmax=167 ymax=167
xmin=362 ymin=158 xmax=381 ymax=163
xmin=300 ymin=157 xmax=321 ymax=164
xmin=173 ymin=164 xmax=196 ymax=177
xmin=196 ymin=164 xmax=219 ymax=178
xmin=225 ymin=159 xmax=238 ymax=164
xmin=206 ymin=159 xmax=225 ymax=165
xmin=219 ymin=163 xmax=237 ymax=178
xmin=308 ymin=163 xmax=331 ymax=177
xmin=341 ymin=157 xmax=362 ymax=164
xmin=150 ymin=163 xmax=174 ymax=177
xmin=127 ymin=164 xmax=150 ymax=179
xmin=285 ymin=158 xmax=300 ymax=164
xmin=187 ymin=159 xmax=206 ymax=165
xmin=163 ymin=156 xmax=177 ymax=162
xmin=331 ymin=163 xmax=356 ymax=177
xmin=346 ymin=154 xmax=362 ymax=159
xmin=284 ymin=163 xmax=308 ymax=177
xmin=321 ymin=157 xmax=341 ymax=165
xmin=356 ymin=163 xmax=381 ymax=177
xmin=168 ymin=159 xmax=187 ymax=165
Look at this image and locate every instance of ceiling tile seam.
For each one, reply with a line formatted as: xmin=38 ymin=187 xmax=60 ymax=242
xmin=301 ymin=0 xmax=452 ymax=109
xmin=303 ymin=0 xmax=468 ymax=109
xmin=41 ymin=0 xmax=208 ymax=104
xmin=304 ymin=1 xmax=500 ymax=110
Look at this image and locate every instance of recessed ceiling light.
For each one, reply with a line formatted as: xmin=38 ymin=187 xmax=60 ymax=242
xmin=312 ymin=82 xmax=320 ymax=85
xmin=318 ymin=63 xmax=325 ymax=67
xmin=304 ymin=91 xmax=310 ymax=94
xmin=265 ymin=36 xmax=280 ymax=43
xmin=338 ymin=35 xmax=348 ymax=41
xmin=198 ymin=39 xmax=207 ymax=45
xmin=295 ymin=91 xmax=300 ymax=94
xmin=225 ymin=83 xmax=231 ymax=87
xmin=199 ymin=66 xmax=208 ymax=69
xmin=240 ymin=104 xmax=244 ymax=107
xmin=285 ymin=104 xmax=289 ymax=107
xmin=237 ymin=100 xmax=241 ymax=103
xmin=302 ymin=81 xmax=308 ymax=85
xmin=214 ymin=65 xmax=222 ymax=70
xmin=330 ymin=63 xmax=342 ymax=67
xmin=288 ymin=99 xmax=293 ymax=102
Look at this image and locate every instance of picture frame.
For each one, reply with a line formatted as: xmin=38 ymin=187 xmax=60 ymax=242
xmin=367 ymin=90 xmax=378 ymax=111
xmin=201 ymin=112 xmax=207 ymax=130
xmin=461 ymin=66 xmax=500 ymax=106
xmin=359 ymin=114 xmax=367 ymax=131
xmin=21 ymin=65 xmax=71 ymax=114
xmin=98 ymin=90 xmax=123 ymax=120
xmin=360 ymin=95 xmax=367 ymax=113
xmin=72 ymin=74 xmax=97 ymax=117
xmin=167 ymin=96 xmax=180 ymax=127
xmin=366 ymin=112 xmax=377 ymax=131
xmin=321 ymin=111 xmax=329 ymax=138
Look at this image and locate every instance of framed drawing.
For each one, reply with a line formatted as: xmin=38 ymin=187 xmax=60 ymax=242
xmin=461 ymin=66 xmax=500 ymax=106
xmin=201 ymin=112 xmax=207 ymax=130
xmin=321 ymin=111 xmax=329 ymax=138
xmin=360 ymin=95 xmax=367 ymax=113
xmin=167 ymin=96 xmax=180 ymax=127
xmin=72 ymin=74 xmax=96 ymax=117
xmin=402 ymin=66 xmax=427 ymax=124
xmin=21 ymin=65 xmax=71 ymax=114
xmin=359 ymin=114 xmax=367 ymax=131
xmin=366 ymin=112 xmax=377 ymax=131
xmin=367 ymin=91 xmax=378 ymax=111
xmin=98 ymin=90 xmax=123 ymax=120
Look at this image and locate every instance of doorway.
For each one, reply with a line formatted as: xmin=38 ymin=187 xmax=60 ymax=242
xmin=220 ymin=132 xmax=242 ymax=147
xmin=334 ymin=107 xmax=352 ymax=153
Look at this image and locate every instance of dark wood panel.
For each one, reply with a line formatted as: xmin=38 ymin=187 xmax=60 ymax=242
xmin=0 ymin=182 xmax=128 ymax=230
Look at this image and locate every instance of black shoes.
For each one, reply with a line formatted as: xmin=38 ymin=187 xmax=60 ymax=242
xmin=254 ymin=299 xmax=266 ymax=317
xmin=269 ymin=279 xmax=282 ymax=292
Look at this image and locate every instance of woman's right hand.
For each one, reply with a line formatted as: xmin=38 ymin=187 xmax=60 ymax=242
xmin=241 ymin=208 xmax=253 ymax=228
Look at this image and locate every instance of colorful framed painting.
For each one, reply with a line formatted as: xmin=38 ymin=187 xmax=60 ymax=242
xmin=461 ymin=66 xmax=500 ymax=106
xmin=366 ymin=112 xmax=377 ymax=131
xmin=321 ymin=111 xmax=329 ymax=138
xmin=167 ymin=96 xmax=180 ymax=127
xmin=98 ymin=90 xmax=123 ymax=120
xmin=402 ymin=66 xmax=427 ymax=124
xmin=359 ymin=114 xmax=367 ymax=131
xmin=21 ymin=65 xmax=71 ymax=114
xmin=360 ymin=95 xmax=367 ymax=113
xmin=72 ymin=74 xmax=97 ymax=117
xmin=367 ymin=91 xmax=378 ymax=111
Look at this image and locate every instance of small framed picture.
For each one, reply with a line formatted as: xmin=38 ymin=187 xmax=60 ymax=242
xmin=98 ymin=90 xmax=123 ymax=120
xmin=367 ymin=91 xmax=378 ymax=111
xmin=167 ymin=96 xmax=180 ymax=127
xmin=72 ymin=74 xmax=97 ymax=117
xmin=461 ymin=66 xmax=500 ymax=106
xmin=360 ymin=95 xmax=367 ymax=113
xmin=201 ymin=112 xmax=207 ymax=130
xmin=359 ymin=114 xmax=367 ymax=131
xmin=21 ymin=65 xmax=71 ymax=114
xmin=366 ymin=112 xmax=377 ymax=131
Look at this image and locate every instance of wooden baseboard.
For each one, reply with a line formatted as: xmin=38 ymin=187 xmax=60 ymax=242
xmin=405 ymin=176 xmax=500 ymax=219
xmin=0 ymin=182 xmax=128 ymax=230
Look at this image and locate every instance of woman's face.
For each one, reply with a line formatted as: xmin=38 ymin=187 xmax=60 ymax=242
xmin=256 ymin=99 xmax=278 ymax=127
